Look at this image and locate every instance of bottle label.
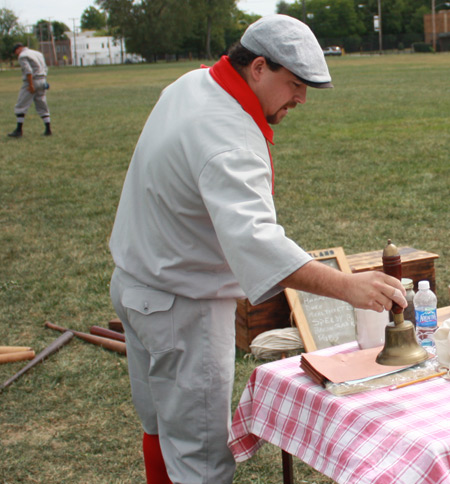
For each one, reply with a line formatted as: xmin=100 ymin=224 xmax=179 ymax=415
xmin=415 ymin=308 xmax=437 ymax=328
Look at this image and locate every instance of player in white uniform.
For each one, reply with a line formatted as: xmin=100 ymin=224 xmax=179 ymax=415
xmin=8 ymin=43 xmax=51 ymax=138
xmin=109 ymin=15 xmax=407 ymax=484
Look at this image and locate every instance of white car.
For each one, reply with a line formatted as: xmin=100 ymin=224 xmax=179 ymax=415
xmin=323 ymin=46 xmax=342 ymax=56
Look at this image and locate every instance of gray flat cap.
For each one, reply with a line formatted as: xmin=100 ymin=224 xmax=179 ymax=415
xmin=241 ymin=14 xmax=333 ymax=88
xmin=12 ymin=42 xmax=24 ymax=54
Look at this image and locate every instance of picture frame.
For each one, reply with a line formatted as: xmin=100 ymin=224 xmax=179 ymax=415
xmin=285 ymin=247 xmax=356 ymax=352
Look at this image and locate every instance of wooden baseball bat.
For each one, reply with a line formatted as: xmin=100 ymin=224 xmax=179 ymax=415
xmin=45 ymin=321 xmax=127 ymax=355
xmin=89 ymin=325 xmax=126 ymax=342
xmin=0 ymin=346 xmax=32 ymax=354
xmin=0 ymin=350 xmax=35 ymax=364
xmin=108 ymin=318 xmax=124 ymax=333
xmin=0 ymin=331 xmax=74 ymax=391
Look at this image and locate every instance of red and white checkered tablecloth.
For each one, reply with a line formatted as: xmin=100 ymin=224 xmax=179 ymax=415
xmin=229 ymin=341 xmax=450 ymax=484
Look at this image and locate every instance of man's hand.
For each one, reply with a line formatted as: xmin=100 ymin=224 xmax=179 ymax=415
xmin=339 ymin=271 xmax=407 ymax=312
xmin=26 ymin=74 xmax=35 ymax=93
xmin=280 ymin=260 xmax=407 ymax=312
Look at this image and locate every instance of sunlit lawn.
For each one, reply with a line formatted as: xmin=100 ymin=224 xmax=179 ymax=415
xmin=1 ymin=53 xmax=449 ymax=483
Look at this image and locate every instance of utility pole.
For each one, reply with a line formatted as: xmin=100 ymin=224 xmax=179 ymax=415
xmin=48 ymin=19 xmax=58 ymax=66
xmin=377 ymin=0 xmax=383 ymax=54
xmin=431 ymin=0 xmax=437 ymax=51
xmin=70 ymin=18 xmax=78 ymax=66
xmin=373 ymin=1 xmax=383 ymax=54
xmin=38 ymin=23 xmax=47 ymax=62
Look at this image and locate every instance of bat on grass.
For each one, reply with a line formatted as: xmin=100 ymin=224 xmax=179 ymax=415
xmin=45 ymin=321 xmax=126 ymax=355
xmin=0 ymin=351 xmax=36 ymax=364
xmin=89 ymin=325 xmax=125 ymax=342
xmin=108 ymin=318 xmax=124 ymax=333
xmin=1 ymin=331 xmax=74 ymax=391
xmin=0 ymin=346 xmax=32 ymax=354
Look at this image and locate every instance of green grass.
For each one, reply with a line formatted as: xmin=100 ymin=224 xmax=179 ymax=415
xmin=1 ymin=54 xmax=449 ymax=483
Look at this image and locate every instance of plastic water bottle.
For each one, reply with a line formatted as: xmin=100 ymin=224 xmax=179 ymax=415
xmin=414 ymin=280 xmax=437 ymax=349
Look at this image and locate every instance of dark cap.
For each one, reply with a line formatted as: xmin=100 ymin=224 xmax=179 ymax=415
xmin=12 ymin=43 xmax=24 ymax=54
xmin=241 ymin=15 xmax=333 ymax=88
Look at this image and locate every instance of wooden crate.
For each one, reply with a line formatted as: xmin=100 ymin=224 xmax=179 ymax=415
xmin=235 ymin=292 xmax=292 ymax=352
xmin=438 ymin=306 xmax=450 ymax=325
xmin=346 ymin=247 xmax=439 ymax=293
xmin=235 ymin=247 xmax=440 ymax=352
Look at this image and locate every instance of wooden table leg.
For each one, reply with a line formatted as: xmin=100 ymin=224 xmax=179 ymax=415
xmin=282 ymin=449 xmax=294 ymax=484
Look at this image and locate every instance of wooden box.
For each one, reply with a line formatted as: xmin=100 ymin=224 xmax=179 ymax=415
xmin=235 ymin=247 xmax=439 ymax=352
xmin=346 ymin=247 xmax=439 ymax=293
xmin=235 ymin=292 xmax=292 ymax=352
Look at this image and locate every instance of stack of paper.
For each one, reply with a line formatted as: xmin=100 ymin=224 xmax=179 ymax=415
xmin=300 ymin=346 xmax=412 ymax=386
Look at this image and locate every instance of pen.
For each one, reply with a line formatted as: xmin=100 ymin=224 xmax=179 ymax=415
xmin=389 ymin=370 xmax=448 ymax=391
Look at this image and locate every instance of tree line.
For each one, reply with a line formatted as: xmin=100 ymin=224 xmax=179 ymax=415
xmin=0 ymin=0 xmax=442 ymax=63
xmin=90 ymin=0 xmax=438 ymax=57
xmin=93 ymin=0 xmax=259 ymax=61
xmin=280 ymin=0 xmax=436 ymax=51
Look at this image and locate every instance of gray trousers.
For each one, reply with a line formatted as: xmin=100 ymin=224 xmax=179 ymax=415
xmin=14 ymin=78 xmax=50 ymax=120
xmin=110 ymin=267 xmax=237 ymax=484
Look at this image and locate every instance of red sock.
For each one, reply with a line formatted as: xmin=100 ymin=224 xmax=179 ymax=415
xmin=142 ymin=432 xmax=173 ymax=484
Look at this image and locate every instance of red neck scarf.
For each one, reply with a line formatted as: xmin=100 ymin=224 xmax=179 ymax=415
xmin=208 ymin=56 xmax=275 ymax=194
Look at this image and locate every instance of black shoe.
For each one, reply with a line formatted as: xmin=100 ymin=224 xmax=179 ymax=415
xmin=8 ymin=130 xmax=22 ymax=138
xmin=43 ymin=130 xmax=52 ymax=136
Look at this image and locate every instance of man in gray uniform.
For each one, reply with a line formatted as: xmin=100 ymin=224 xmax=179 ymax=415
xmin=109 ymin=14 xmax=407 ymax=484
xmin=8 ymin=43 xmax=52 ymax=138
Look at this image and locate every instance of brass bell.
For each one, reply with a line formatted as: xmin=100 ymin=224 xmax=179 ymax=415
xmin=376 ymin=240 xmax=428 ymax=366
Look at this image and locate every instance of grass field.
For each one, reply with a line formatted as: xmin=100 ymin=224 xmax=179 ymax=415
xmin=1 ymin=53 xmax=449 ymax=484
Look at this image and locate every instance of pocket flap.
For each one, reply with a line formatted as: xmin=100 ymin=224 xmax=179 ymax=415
xmin=122 ymin=287 xmax=175 ymax=315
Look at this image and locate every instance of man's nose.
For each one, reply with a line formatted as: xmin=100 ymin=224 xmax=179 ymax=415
xmin=295 ymin=85 xmax=307 ymax=104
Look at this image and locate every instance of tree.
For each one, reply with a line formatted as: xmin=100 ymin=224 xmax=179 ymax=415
xmin=0 ymin=8 xmax=30 ymax=61
xmin=277 ymin=1 xmax=293 ymax=15
xmin=352 ymin=0 xmax=432 ymax=36
xmin=96 ymin=0 xmax=435 ymax=57
xmin=53 ymin=21 xmax=70 ymax=39
xmin=280 ymin=0 xmax=432 ymax=50
xmin=224 ymin=8 xmax=261 ymax=50
xmin=96 ymin=0 xmax=133 ymax=32
xmin=126 ymin=0 xmax=192 ymax=60
xmin=98 ymin=0 xmax=194 ymax=61
xmin=0 ymin=7 xmax=19 ymax=36
xmin=96 ymin=0 xmax=134 ymax=62
xmin=190 ymin=0 xmax=237 ymax=59
xmin=98 ymin=0 xmax=238 ymax=60
xmin=408 ymin=5 xmax=429 ymax=34
xmin=81 ymin=6 xmax=107 ymax=31
xmin=33 ymin=20 xmax=69 ymax=41
xmin=288 ymin=0 xmax=365 ymax=38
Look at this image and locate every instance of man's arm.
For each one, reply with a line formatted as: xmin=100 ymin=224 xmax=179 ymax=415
xmin=280 ymin=259 xmax=407 ymax=312
xmin=18 ymin=55 xmax=35 ymax=93
xmin=26 ymin=74 xmax=35 ymax=93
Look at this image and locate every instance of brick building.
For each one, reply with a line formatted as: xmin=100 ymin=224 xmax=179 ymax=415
xmin=424 ymin=10 xmax=450 ymax=51
xmin=40 ymin=40 xmax=72 ymax=66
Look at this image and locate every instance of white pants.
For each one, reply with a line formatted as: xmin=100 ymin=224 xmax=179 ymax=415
xmin=110 ymin=267 xmax=237 ymax=484
xmin=14 ymin=78 xmax=50 ymax=119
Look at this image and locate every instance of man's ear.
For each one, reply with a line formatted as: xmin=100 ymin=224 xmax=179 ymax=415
xmin=248 ymin=56 xmax=267 ymax=82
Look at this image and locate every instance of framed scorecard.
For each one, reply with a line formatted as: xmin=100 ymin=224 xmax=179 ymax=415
xmin=285 ymin=247 xmax=356 ymax=352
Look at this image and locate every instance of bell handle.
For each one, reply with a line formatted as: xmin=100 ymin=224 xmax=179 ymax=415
xmin=382 ymin=253 xmax=403 ymax=315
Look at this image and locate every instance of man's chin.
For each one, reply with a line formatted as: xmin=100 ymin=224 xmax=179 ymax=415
xmin=266 ymin=111 xmax=287 ymax=125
